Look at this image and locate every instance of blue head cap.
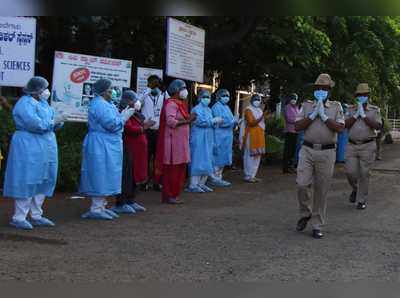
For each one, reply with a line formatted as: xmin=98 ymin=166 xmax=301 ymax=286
xmin=167 ymin=79 xmax=186 ymax=96
xmin=119 ymin=90 xmax=138 ymax=109
xmin=93 ymin=78 xmax=112 ymax=96
xmin=23 ymin=76 xmax=49 ymax=95
xmin=215 ymin=89 xmax=230 ymax=100
xmin=197 ymin=89 xmax=211 ymax=101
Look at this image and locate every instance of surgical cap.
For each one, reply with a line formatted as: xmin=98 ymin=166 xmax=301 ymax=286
xmin=251 ymin=94 xmax=262 ymax=102
xmin=215 ymin=89 xmax=230 ymax=100
xmin=93 ymin=78 xmax=112 ymax=95
xmin=197 ymin=89 xmax=210 ymax=100
xmin=119 ymin=90 xmax=138 ymax=109
xmin=23 ymin=76 xmax=49 ymax=95
xmin=167 ymin=79 xmax=186 ymax=96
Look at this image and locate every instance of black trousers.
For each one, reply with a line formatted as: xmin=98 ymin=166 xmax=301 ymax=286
xmin=282 ymin=132 xmax=298 ymax=171
xmin=146 ymin=129 xmax=158 ymax=181
xmin=115 ymin=145 xmax=136 ymax=206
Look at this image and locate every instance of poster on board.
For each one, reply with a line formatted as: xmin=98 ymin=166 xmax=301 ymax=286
xmin=0 ymin=16 xmax=36 ymax=87
xmin=166 ymin=17 xmax=205 ymax=83
xmin=136 ymin=66 xmax=163 ymax=96
xmin=51 ymin=51 xmax=132 ymax=122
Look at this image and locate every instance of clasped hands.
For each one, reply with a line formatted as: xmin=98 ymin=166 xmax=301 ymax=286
xmin=308 ymin=101 xmax=328 ymax=122
xmin=353 ymin=103 xmax=366 ymax=119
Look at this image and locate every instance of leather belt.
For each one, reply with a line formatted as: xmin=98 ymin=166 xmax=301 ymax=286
xmin=349 ymin=138 xmax=375 ymax=145
xmin=303 ymin=140 xmax=336 ymax=150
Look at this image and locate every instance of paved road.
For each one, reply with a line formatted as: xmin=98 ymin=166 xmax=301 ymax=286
xmin=0 ymin=143 xmax=399 ymax=281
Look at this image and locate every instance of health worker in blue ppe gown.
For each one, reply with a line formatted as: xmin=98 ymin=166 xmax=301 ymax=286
xmin=3 ymin=76 xmax=67 ymax=230
xmin=187 ymin=89 xmax=223 ymax=193
xmin=79 ymin=78 xmax=135 ymax=220
xmin=210 ymin=89 xmax=237 ymax=187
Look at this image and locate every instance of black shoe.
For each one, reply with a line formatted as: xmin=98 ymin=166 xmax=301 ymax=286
xmin=140 ymin=183 xmax=150 ymax=192
xmin=349 ymin=190 xmax=357 ymax=203
xmin=356 ymin=202 xmax=366 ymax=210
xmin=153 ymin=184 xmax=162 ymax=192
xmin=296 ymin=216 xmax=311 ymax=231
xmin=312 ymin=229 xmax=324 ymax=239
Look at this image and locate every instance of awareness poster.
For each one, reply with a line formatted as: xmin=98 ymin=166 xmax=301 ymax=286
xmin=51 ymin=51 xmax=132 ymax=122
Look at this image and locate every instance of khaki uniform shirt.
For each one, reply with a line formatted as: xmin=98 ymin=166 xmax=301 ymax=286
xmin=296 ymin=100 xmax=345 ymax=145
xmin=346 ymin=104 xmax=382 ymax=142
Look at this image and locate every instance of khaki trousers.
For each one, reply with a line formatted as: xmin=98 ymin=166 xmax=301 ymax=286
xmin=296 ymin=146 xmax=336 ymax=230
xmin=345 ymin=142 xmax=376 ymax=203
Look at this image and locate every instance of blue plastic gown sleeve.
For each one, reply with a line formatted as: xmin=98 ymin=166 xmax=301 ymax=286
xmin=193 ymin=110 xmax=213 ymax=128
xmin=97 ymin=102 xmax=124 ymax=133
xmin=15 ymin=100 xmax=54 ymax=134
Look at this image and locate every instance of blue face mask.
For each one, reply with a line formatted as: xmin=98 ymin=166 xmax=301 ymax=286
xmin=220 ymin=96 xmax=230 ymax=104
xmin=151 ymin=87 xmax=161 ymax=96
xmin=200 ymin=97 xmax=211 ymax=106
xmin=357 ymin=96 xmax=368 ymax=105
xmin=314 ymin=90 xmax=328 ymax=102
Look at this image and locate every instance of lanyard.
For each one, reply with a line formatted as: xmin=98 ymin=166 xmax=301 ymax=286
xmin=151 ymin=93 xmax=164 ymax=118
xmin=150 ymin=94 xmax=160 ymax=108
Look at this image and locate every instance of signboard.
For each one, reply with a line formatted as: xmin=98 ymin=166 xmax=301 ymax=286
xmin=136 ymin=66 xmax=163 ymax=95
xmin=0 ymin=17 xmax=36 ymax=87
xmin=166 ymin=17 xmax=205 ymax=83
xmin=51 ymin=51 xmax=132 ymax=122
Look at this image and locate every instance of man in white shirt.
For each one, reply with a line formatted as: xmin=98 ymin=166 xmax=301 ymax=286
xmin=141 ymin=75 xmax=165 ymax=190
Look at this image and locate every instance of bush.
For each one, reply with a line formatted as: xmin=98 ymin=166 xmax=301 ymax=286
xmin=0 ymin=108 xmax=15 ymax=185
xmin=265 ymin=115 xmax=285 ymax=138
xmin=265 ymin=115 xmax=285 ymax=161
xmin=56 ymin=122 xmax=87 ymax=191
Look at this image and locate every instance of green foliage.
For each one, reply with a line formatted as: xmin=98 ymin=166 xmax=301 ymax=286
xmin=266 ymin=135 xmax=284 ymax=156
xmin=0 ymin=108 xmax=15 ymax=184
xmin=265 ymin=115 xmax=285 ymax=138
xmin=35 ymin=16 xmax=400 ymax=112
xmin=264 ymin=116 xmax=285 ymax=160
xmin=56 ymin=122 xmax=87 ymax=191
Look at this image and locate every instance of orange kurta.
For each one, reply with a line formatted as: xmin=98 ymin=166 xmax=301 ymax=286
xmin=244 ymin=109 xmax=266 ymax=156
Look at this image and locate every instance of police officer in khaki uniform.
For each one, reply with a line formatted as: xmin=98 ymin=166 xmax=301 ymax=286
xmin=345 ymin=83 xmax=382 ymax=210
xmin=295 ymin=74 xmax=345 ymax=239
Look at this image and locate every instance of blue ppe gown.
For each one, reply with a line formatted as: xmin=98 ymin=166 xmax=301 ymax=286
xmin=189 ymin=103 xmax=215 ymax=176
xmin=211 ymin=101 xmax=235 ymax=168
xmin=3 ymin=96 xmax=60 ymax=199
xmin=79 ymin=96 xmax=125 ymax=197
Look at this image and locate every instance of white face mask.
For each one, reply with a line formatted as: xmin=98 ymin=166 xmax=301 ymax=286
xmin=179 ymin=89 xmax=188 ymax=100
xmin=290 ymin=100 xmax=297 ymax=105
xmin=252 ymin=100 xmax=261 ymax=107
xmin=40 ymin=89 xmax=51 ymax=100
xmin=134 ymin=100 xmax=142 ymax=111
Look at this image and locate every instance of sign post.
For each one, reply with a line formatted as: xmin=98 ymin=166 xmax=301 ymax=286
xmin=0 ymin=17 xmax=36 ymax=87
xmin=166 ymin=18 xmax=205 ymax=83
